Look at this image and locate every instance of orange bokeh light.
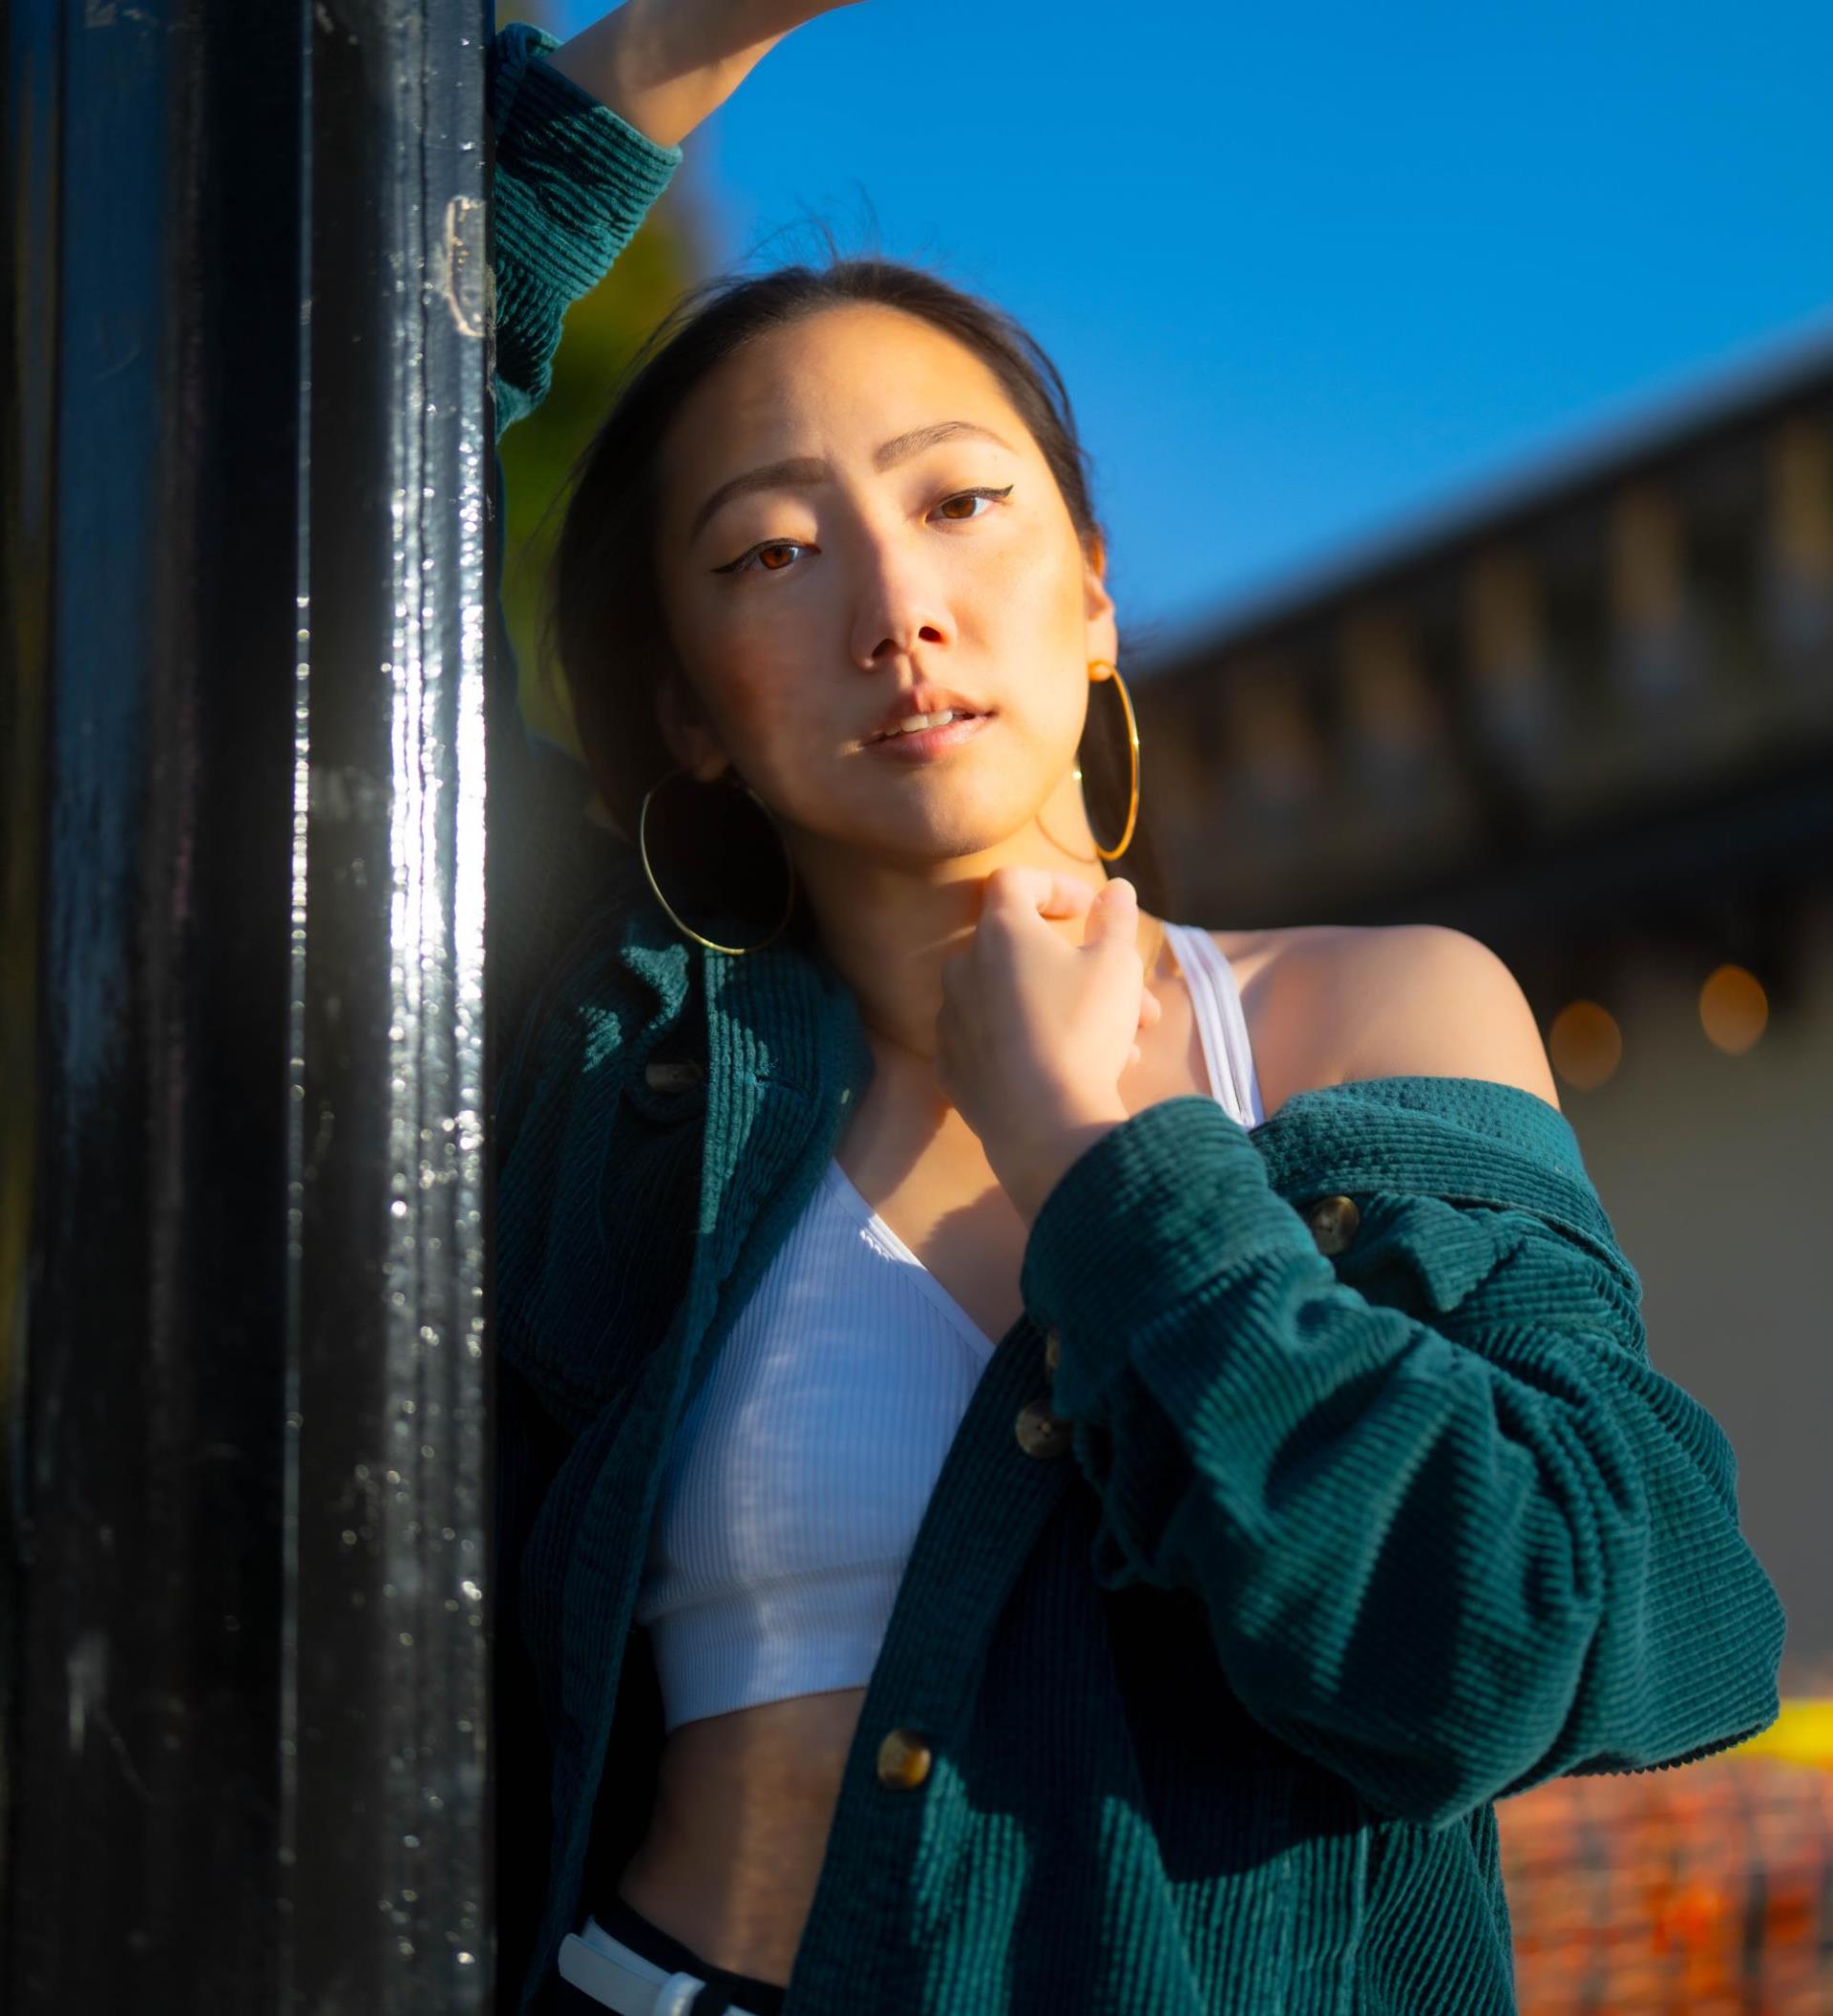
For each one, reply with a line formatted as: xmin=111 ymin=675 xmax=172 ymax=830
xmin=1549 ymin=999 xmax=1623 ymax=1090
xmin=1698 ymin=964 xmax=1768 ymax=1054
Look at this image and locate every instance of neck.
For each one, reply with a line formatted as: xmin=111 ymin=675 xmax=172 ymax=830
xmin=785 ymin=803 xmax=1168 ymax=1082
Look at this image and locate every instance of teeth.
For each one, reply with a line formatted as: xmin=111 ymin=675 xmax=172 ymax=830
xmin=876 ymin=708 xmax=968 ymax=741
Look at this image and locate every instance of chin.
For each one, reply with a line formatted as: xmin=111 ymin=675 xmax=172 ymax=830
xmin=847 ymin=811 xmax=1024 ymax=869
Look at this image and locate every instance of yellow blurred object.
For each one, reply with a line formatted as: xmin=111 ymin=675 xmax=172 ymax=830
xmin=1725 ymin=1698 xmax=1833 ymax=1769
xmin=493 ymin=8 xmax=706 ymax=758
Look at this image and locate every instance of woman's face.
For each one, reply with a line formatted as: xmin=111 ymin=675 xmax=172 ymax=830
xmin=650 ymin=302 xmax=1118 ymax=868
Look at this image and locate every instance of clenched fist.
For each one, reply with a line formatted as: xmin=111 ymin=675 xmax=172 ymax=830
xmin=935 ymin=869 xmax=1163 ymax=1224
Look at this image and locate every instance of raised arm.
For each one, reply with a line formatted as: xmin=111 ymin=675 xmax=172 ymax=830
xmin=544 ymin=0 xmax=862 ymax=151
xmin=489 ymin=0 xmax=862 ymax=439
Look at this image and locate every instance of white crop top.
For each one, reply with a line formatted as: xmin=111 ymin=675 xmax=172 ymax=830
xmin=630 ymin=920 xmax=1266 ymax=1732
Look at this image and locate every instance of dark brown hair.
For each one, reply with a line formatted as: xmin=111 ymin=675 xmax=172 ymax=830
xmin=541 ymin=255 xmax=1167 ymax=940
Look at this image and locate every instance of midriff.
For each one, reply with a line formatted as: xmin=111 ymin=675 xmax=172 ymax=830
xmin=612 ymin=920 xmax=1325 ymax=1989
xmin=614 ymin=1688 xmax=868 ymax=1989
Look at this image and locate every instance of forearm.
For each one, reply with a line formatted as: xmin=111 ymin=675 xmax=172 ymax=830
xmin=544 ymin=0 xmax=826 ymax=149
xmin=488 ymin=21 xmax=682 ymax=437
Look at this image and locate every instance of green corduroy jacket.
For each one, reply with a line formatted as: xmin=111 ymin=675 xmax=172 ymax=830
xmin=485 ymin=23 xmax=1787 ymax=2015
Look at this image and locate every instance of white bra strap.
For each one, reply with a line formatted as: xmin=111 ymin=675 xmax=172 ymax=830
xmin=1163 ymin=921 xmax=1266 ymax=1128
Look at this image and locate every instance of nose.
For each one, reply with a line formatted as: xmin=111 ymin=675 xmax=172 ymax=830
xmin=846 ymin=527 xmax=955 ymax=670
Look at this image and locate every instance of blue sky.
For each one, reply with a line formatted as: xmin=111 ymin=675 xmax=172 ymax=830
xmin=560 ymin=0 xmax=1833 ymax=656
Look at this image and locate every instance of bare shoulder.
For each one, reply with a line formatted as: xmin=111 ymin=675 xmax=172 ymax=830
xmin=1206 ymin=921 xmax=1563 ymax=1115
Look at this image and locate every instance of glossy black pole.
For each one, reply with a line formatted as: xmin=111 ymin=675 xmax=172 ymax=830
xmin=2 ymin=0 xmax=495 ymax=2007
xmin=285 ymin=0 xmax=494 ymax=2006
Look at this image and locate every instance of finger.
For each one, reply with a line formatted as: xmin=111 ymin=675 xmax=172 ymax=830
xmin=1040 ymin=875 xmax=1099 ymax=919
xmin=1137 ymin=987 xmax=1162 ymax=1029
xmin=1035 ymin=871 xmax=1100 ymax=919
xmin=1084 ymin=875 xmax=1137 ymax=951
xmin=980 ymin=865 xmax=1097 ymax=924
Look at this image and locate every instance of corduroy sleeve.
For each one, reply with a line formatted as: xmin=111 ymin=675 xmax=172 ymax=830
xmin=487 ymin=19 xmax=681 ymax=443
xmin=482 ymin=21 xmax=680 ymax=1055
xmin=1017 ymin=1091 xmax=1788 ymax=1831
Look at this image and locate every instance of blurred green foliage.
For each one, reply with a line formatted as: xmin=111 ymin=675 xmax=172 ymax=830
xmin=496 ymin=4 xmax=706 ymax=754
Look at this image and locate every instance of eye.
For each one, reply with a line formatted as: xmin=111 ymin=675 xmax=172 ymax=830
xmin=933 ymin=484 xmax=1014 ymax=522
xmin=713 ymin=537 xmax=809 ymax=578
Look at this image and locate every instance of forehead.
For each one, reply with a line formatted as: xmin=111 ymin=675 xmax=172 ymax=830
xmin=662 ymin=303 xmax=1028 ymax=472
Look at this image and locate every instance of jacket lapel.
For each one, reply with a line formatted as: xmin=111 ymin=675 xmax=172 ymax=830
xmin=679 ymin=925 xmax=877 ymax=1415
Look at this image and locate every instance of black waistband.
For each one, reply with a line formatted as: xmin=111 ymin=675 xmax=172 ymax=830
xmin=563 ymin=1891 xmax=790 ymax=2016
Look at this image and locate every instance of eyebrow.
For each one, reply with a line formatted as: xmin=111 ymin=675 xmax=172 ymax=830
xmin=687 ymin=418 xmax=1017 ymax=545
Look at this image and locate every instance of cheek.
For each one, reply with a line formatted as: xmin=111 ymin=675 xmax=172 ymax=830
xmin=969 ymin=569 xmax=1093 ymax=736
xmin=714 ymin=662 xmax=795 ymax=746
xmin=663 ymin=580 xmax=799 ymax=739
xmin=685 ymin=640 xmax=838 ymax=788
xmin=987 ymin=541 xmax=1097 ymax=737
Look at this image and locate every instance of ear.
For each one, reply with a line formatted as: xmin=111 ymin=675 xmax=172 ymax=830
xmin=655 ymin=671 xmax=730 ymax=785
xmin=1081 ymin=527 xmax=1119 ymax=663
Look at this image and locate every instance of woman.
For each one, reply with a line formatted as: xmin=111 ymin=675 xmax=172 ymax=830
xmin=486 ymin=8 xmax=1788 ymax=2015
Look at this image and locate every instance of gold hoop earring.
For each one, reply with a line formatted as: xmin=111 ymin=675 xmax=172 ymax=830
xmin=1072 ymin=658 xmax=1141 ymax=860
xmin=637 ymin=766 xmax=798 ymax=956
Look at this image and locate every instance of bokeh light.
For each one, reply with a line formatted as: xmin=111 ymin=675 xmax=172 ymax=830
xmin=1698 ymin=964 xmax=1769 ymax=1055
xmin=1549 ymin=1000 xmax=1624 ymax=1091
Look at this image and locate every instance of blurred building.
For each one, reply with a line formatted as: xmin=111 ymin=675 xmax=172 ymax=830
xmin=1136 ymin=335 xmax=1833 ymax=1691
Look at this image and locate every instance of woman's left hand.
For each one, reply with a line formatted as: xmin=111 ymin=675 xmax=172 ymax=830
xmin=936 ymin=868 xmax=1162 ymax=1222
xmin=548 ymin=0 xmax=867 ymax=153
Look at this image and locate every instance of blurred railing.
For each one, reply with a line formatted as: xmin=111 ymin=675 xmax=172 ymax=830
xmin=1504 ymin=1697 xmax=1833 ymax=2013
xmin=1138 ymin=344 xmax=1833 ymax=956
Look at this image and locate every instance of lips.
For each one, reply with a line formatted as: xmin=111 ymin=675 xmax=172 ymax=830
xmin=865 ymin=707 xmax=987 ymax=746
xmin=860 ymin=689 xmax=992 ymax=745
xmin=861 ymin=711 xmax=995 ymax=761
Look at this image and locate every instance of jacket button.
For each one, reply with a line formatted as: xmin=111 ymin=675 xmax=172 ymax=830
xmin=1043 ymin=1326 xmax=1061 ymax=1377
xmin=644 ymin=1058 xmax=704 ymax=1091
xmin=1015 ymin=1396 xmax=1071 ymax=1460
xmin=1304 ymin=1194 xmax=1361 ymax=1255
xmin=875 ymin=1727 xmax=933 ymax=1789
